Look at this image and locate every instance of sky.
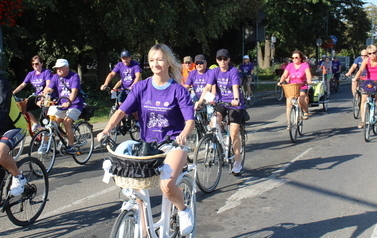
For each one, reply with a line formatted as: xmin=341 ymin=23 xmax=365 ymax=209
xmin=366 ymin=0 xmax=377 ymax=5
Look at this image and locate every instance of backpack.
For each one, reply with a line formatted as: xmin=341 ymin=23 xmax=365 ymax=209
xmin=9 ymin=96 xmax=29 ymax=135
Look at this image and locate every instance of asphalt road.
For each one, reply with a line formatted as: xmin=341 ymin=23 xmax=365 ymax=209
xmin=2 ymin=84 xmax=377 ymax=238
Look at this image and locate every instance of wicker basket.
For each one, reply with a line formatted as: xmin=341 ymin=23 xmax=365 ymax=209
xmin=282 ymin=83 xmax=301 ymax=98
xmin=113 ymin=174 xmax=160 ymax=189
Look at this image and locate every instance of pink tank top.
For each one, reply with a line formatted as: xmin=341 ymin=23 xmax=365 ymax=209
xmin=366 ymin=57 xmax=377 ymax=81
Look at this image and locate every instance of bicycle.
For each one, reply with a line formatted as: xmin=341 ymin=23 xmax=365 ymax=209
xmin=362 ymin=82 xmax=377 ymax=142
xmin=193 ymin=101 xmax=246 ymax=193
xmin=28 ymin=97 xmax=94 ymax=174
xmin=281 ymin=83 xmax=304 ymax=143
xmin=353 ymin=78 xmax=363 ymax=119
xmin=187 ymin=106 xmax=209 ymax=161
xmin=106 ymin=88 xmax=140 ymax=143
xmin=239 ymin=73 xmax=255 ymax=106
xmin=274 ymin=69 xmax=285 ymax=101
xmin=0 ymin=134 xmax=49 ymax=226
xmin=330 ymin=75 xmax=340 ymax=94
xmin=100 ymin=137 xmax=197 ymax=238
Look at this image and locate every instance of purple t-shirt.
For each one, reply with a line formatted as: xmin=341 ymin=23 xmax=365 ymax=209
xmin=239 ymin=62 xmax=254 ymax=74
xmin=49 ymin=71 xmax=84 ymax=111
xmin=119 ymin=77 xmax=194 ymax=143
xmin=207 ymin=66 xmax=245 ymax=109
xmin=185 ymin=69 xmax=212 ymax=99
xmin=23 ymin=68 xmax=52 ymax=95
xmin=112 ymin=60 xmax=141 ymax=89
xmin=332 ymin=60 xmax=341 ymax=73
xmin=354 ymin=56 xmax=367 ymax=77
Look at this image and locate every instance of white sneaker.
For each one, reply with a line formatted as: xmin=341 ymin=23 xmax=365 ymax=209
xmin=10 ymin=174 xmax=27 ymax=196
xmin=178 ymin=206 xmax=194 ymax=236
xmin=231 ymin=161 xmax=242 ymax=174
xmin=247 ymin=97 xmax=251 ymax=100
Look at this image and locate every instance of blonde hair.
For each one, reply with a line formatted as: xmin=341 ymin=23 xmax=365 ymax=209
xmin=148 ymin=44 xmax=182 ymax=83
xmin=366 ymin=45 xmax=377 ymax=53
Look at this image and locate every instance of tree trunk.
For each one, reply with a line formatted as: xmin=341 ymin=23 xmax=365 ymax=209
xmin=96 ymin=45 xmax=110 ymax=89
xmin=257 ymin=42 xmax=263 ymax=68
xmin=263 ymin=39 xmax=271 ymax=69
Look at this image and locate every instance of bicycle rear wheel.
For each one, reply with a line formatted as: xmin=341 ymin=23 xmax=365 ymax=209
xmin=364 ymin=103 xmax=372 ymax=142
xmin=109 ymin=209 xmax=137 ymax=238
xmin=72 ymin=121 xmax=94 ymax=164
xmin=109 ymin=106 xmax=119 ymax=143
xmin=275 ymin=84 xmax=284 ymax=101
xmin=128 ymin=115 xmax=141 ymax=141
xmin=29 ymin=129 xmax=56 ymax=174
xmin=169 ymin=174 xmax=196 ymax=238
xmin=5 ymin=157 xmax=48 ymax=226
xmin=193 ymin=135 xmax=222 ymax=193
xmin=353 ymin=91 xmax=361 ymax=119
xmin=298 ymin=108 xmax=304 ymax=135
xmin=289 ymin=106 xmax=298 ymax=143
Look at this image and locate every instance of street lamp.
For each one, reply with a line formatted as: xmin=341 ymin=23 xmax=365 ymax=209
xmin=316 ymin=38 xmax=322 ymax=65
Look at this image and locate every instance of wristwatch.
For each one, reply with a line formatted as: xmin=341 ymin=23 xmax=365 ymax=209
xmin=234 ymin=98 xmax=239 ymax=100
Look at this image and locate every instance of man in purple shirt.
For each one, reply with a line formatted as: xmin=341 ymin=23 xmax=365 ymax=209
xmin=184 ymin=54 xmax=212 ymax=100
xmin=100 ymin=51 xmax=142 ymax=103
xmin=45 ymin=59 xmax=84 ymax=155
xmin=238 ymin=55 xmax=254 ymax=100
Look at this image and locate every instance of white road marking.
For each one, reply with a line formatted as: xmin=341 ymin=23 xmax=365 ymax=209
xmin=370 ymin=223 xmax=377 ymax=238
xmin=40 ymin=185 xmax=118 ymax=219
xmin=217 ymin=148 xmax=312 ymax=214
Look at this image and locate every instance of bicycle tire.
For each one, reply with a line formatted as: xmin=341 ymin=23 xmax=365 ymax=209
xmin=29 ymin=129 xmax=56 ymax=174
xmin=275 ymin=84 xmax=284 ymax=101
xmin=289 ymin=106 xmax=298 ymax=143
xmin=10 ymin=136 xmax=25 ymax=161
xmin=364 ymin=103 xmax=372 ymax=142
xmin=72 ymin=121 xmax=94 ymax=164
xmin=247 ymin=91 xmax=255 ymax=106
xmin=128 ymin=115 xmax=141 ymax=141
xmin=298 ymin=108 xmax=304 ymax=136
xmin=187 ymin=126 xmax=199 ymax=163
xmin=109 ymin=106 xmax=119 ymax=143
xmin=239 ymin=125 xmax=246 ymax=168
xmin=353 ymin=91 xmax=361 ymax=119
xmin=172 ymin=174 xmax=196 ymax=238
xmin=109 ymin=209 xmax=137 ymax=238
xmin=193 ymin=134 xmax=222 ymax=193
xmin=6 ymin=156 xmax=49 ymax=226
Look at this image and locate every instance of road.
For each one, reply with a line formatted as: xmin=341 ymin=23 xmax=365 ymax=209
xmin=2 ymin=85 xmax=377 ymax=238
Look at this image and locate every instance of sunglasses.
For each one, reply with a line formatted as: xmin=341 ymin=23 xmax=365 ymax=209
xmin=291 ymin=56 xmax=300 ymax=59
xmin=217 ymin=57 xmax=228 ymax=61
xmin=195 ymin=61 xmax=205 ymax=65
xmin=361 ymin=55 xmax=368 ymax=57
xmin=184 ymin=62 xmax=192 ymax=64
xmin=368 ymin=52 xmax=377 ymax=55
xmin=32 ymin=63 xmax=40 ymax=66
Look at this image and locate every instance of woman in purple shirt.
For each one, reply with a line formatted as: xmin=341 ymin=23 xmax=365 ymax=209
xmin=198 ymin=49 xmax=246 ymax=175
xmin=13 ymin=55 xmax=52 ymax=131
xmin=98 ymin=44 xmax=195 ymax=236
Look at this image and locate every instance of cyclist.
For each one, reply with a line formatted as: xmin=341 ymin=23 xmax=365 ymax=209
xmin=198 ymin=49 xmax=245 ymax=175
xmin=12 ymin=55 xmax=53 ymax=132
xmin=97 ymin=44 xmax=195 ymax=236
xmin=278 ymin=50 xmax=312 ymax=127
xmin=346 ymin=49 xmax=368 ymax=96
xmin=44 ymin=59 xmax=84 ymax=155
xmin=0 ymin=73 xmax=26 ymax=196
xmin=332 ymin=57 xmax=342 ymax=87
xmin=320 ymin=56 xmax=332 ymax=95
xmin=352 ymin=45 xmax=377 ymax=129
xmin=238 ymin=55 xmax=254 ymax=101
xmin=181 ymin=56 xmax=195 ymax=85
xmin=100 ymin=51 xmax=142 ymax=104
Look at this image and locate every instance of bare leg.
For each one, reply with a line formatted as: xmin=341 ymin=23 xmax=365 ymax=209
xmin=0 ymin=143 xmax=20 ymax=176
xmin=230 ymin=123 xmax=241 ymax=162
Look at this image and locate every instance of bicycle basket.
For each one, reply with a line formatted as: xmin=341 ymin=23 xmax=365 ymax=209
xmin=361 ymin=80 xmax=377 ymax=93
xmin=281 ymin=83 xmax=301 ymax=98
xmin=79 ymin=104 xmax=95 ymax=120
xmin=108 ymin=150 xmax=165 ymax=189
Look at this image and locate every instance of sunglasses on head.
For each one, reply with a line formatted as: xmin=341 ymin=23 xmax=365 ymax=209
xmin=217 ymin=56 xmax=228 ymax=61
xmin=32 ymin=63 xmax=40 ymax=66
xmin=195 ymin=61 xmax=205 ymax=65
xmin=368 ymin=52 xmax=377 ymax=55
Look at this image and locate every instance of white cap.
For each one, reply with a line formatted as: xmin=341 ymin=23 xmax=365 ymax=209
xmin=321 ymin=55 xmax=327 ymax=58
xmin=52 ymin=59 xmax=69 ymax=68
xmin=243 ymin=55 xmax=250 ymax=59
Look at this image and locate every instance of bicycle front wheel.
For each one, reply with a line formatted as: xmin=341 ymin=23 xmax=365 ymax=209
xmin=275 ymin=84 xmax=284 ymax=101
xmin=298 ymin=108 xmax=304 ymax=136
xmin=193 ymin=135 xmax=222 ymax=193
xmin=129 ymin=116 xmax=141 ymax=141
xmin=72 ymin=121 xmax=94 ymax=164
xmin=109 ymin=209 xmax=137 ymax=238
xmin=6 ymin=157 xmax=49 ymax=226
xmin=364 ymin=103 xmax=372 ymax=142
xmin=29 ymin=129 xmax=56 ymax=174
xmin=10 ymin=136 xmax=25 ymax=161
xmin=353 ymin=91 xmax=361 ymax=119
xmin=289 ymin=106 xmax=298 ymax=143
xmin=109 ymin=106 xmax=119 ymax=143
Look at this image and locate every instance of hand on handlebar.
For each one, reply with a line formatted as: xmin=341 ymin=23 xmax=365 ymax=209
xmin=100 ymin=84 xmax=108 ymax=91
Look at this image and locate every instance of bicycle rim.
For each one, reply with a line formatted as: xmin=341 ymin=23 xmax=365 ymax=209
xmin=109 ymin=210 xmax=136 ymax=238
xmin=73 ymin=122 xmax=94 ymax=164
xmin=298 ymin=109 xmax=304 ymax=135
xmin=289 ymin=106 xmax=298 ymax=143
xmin=109 ymin=108 xmax=119 ymax=143
xmin=275 ymin=85 xmax=284 ymax=101
xmin=364 ymin=104 xmax=372 ymax=142
xmin=193 ymin=135 xmax=222 ymax=193
xmin=353 ymin=92 xmax=361 ymax=119
xmin=129 ymin=117 xmax=141 ymax=141
xmin=6 ymin=157 xmax=49 ymax=226
xmin=28 ymin=129 xmax=56 ymax=174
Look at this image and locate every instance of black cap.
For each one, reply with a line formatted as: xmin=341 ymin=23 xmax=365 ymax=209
xmin=120 ymin=51 xmax=131 ymax=58
xmin=194 ymin=54 xmax=206 ymax=62
xmin=216 ymin=49 xmax=230 ymax=58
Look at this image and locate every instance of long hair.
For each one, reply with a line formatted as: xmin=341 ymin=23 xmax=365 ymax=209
xmin=292 ymin=50 xmax=305 ymax=63
xmin=148 ymin=44 xmax=182 ymax=83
